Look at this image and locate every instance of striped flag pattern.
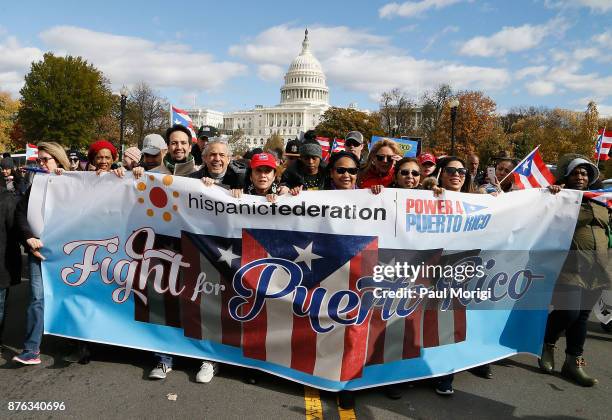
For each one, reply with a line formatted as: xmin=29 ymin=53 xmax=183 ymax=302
xmin=511 ymin=146 xmax=555 ymax=189
xmin=583 ymin=188 xmax=612 ymax=210
xmin=171 ymin=106 xmax=198 ymax=143
xmin=331 ymin=138 xmax=345 ymax=153
xmin=316 ymin=137 xmax=331 ymax=161
xmin=594 ymin=128 xmax=611 ymax=161
xmin=26 ymin=143 xmax=38 ymax=162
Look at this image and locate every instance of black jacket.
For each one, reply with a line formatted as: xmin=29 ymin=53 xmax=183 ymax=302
xmin=0 ymin=188 xmax=22 ymax=288
xmin=280 ymin=160 xmax=327 ymax=190
xmin=188 ymin=160 xmax=247 ymax=189
xmin=0 ymin=172 xmax=27 ymax=196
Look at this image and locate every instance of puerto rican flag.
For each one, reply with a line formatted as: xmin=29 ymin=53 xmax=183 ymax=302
xmin=331 ymin=138 xmax=345 ymax=153
xmin=511 ymin=146 xmax=555 ymax=189
xmin=583 ymin=188 xmax=612 ymax=210
xmin=316 ymin=137 xmax=331 ymax=161
xmin=594 ymin=128 xmax=611 ymax=161
xmin=26 ymin=143 xmax=38 ymax=162
xmin=171 ymin=106 xmax=197 ymax=143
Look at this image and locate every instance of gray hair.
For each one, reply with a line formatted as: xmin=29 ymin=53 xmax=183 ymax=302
xmin=202 ymin=139 xmax=230 ymax=157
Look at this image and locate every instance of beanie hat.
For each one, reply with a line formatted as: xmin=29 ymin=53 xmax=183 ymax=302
xmin=299 ymin=142 xmax=322 ymax=159
xmin=123 ymin=147 xmax=142 ymax=163
xmin=88 ymin=140 xmax=118 ymax=164
xmin=0 ymin=157 xmax=14 ymax=169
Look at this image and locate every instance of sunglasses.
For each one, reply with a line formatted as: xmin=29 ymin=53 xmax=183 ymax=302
xmin=69 ymin=158 xmax=79 ymax=162
xmin=376 ymin=155 xmax=394 ymax=162
xmin=443 ymin=167 xmax=467 ymax=176
xmin=36 ymin=157 xmax=55 ymax=164
xmin=334 ymin=166 xmax=359 ymax=175
xmin=345 ymin=140 xmax=361 ymax=147
xmin=399 ymin=169 xmax=420 ymax=177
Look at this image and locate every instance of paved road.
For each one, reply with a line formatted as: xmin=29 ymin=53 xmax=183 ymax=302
xmin=1 ymin=280 xmax=610 ymax=419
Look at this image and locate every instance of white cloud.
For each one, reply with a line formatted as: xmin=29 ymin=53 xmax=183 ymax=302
xmin=379 ymin=0 xmax=462 ymax=18
xmin=526 ymin=80 xmax=556 ymax=96
xmin=515 ymin=65 xmax=548 ymax=79
xmin=423 ymin=25 xmax=459 ymax=51
xmin=545 ymin=0 xmax=612 ymax=13
xmin=0 ymin=35 xmax=43 ymax=95
xmin=39 ymin=26 xmax=247 ymax=92
xmin=231 ymin=24 xmax=510 ymax=99
xmin=593 ymin=30 xmax=611 ymax=45
xmin=596 ymin=104 xmax=612 ymax=117
xmin=257 ymin=64 xmax=284 ymax=81
xmin=459 ymin=18 xmax=568 ymax=57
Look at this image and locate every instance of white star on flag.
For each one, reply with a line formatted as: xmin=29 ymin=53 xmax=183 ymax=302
xmin=217 ymin=245 xmax=239 ymax=267
xmin=293 ymin=242 xmax=322 ymax=270
xmin=174 ymin=119 xmax=182 ymax=125
xmin=522 ymin=161 xmax=530 ymax=171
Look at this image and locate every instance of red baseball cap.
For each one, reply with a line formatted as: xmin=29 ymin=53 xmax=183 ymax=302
xmin=418 ymin=153 xmax=436 ymax=165
xmin=250 ymin=153 xmax=277 ymax=169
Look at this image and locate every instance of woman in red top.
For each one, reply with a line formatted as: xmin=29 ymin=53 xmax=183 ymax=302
xmin=357 ymin=139 xmax=401 ymax=189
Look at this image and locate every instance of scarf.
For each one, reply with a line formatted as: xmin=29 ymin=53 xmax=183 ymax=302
xmin=163 ymin=154 xmax=193 ymax=173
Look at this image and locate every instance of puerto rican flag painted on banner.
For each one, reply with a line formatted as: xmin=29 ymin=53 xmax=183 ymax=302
xmin=583 ymin=188 xmax=612 ymax=210
xmin=316 ymin=137 xmax=331 ymax=161
xmin=331 ymin=138 xmax=345 ymax=153
xmin=171 ymin=106 xmax=197 ymax=143
xmin=511 ymin=146 xmax=555 ymax=189
xmin=26 ymin=143 xmax=38 ymax=161
xmin=594 ymin=128 xmax=611 ymax=161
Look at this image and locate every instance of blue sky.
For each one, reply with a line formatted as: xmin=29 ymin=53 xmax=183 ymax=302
xmin=1 ymin=0 xmax=611 ymax=115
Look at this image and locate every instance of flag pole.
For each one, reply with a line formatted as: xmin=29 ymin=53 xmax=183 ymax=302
xmin=169 ymin=103 xmax=173 ymax=127
xmin=498 ymin=145 xmax=540 ymax=186
xmin=596 ymin=126 xmax=606 ymax=166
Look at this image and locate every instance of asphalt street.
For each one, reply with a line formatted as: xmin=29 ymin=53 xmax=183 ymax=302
xmin=1 ymin=279 xmax=610 ymax=420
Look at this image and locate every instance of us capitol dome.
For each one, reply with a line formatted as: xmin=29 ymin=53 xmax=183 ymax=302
xmin=223 ymin=29 xmax=330 ymax=146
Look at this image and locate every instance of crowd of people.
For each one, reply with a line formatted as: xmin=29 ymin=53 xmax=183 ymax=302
xmin=0 ymin=125 xmax=609 ymax=410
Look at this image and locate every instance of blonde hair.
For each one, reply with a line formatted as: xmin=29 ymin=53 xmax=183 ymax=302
xmin=366 ymin=139 xmax=401 ymax=167
xmin=37 ymin=142 xmax=70 ymax=170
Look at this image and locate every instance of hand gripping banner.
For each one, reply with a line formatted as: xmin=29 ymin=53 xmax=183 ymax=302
xmin=36 ymin=172 xmax=581 ymax=391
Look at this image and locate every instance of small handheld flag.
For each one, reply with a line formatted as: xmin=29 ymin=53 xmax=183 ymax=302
xmin=26 ymin=143 xmax=38 ymax=162
xmin=594 ymin=128 xmax=611 ymax=162
xmin=583 ymin=188 xmax=612 ymax=210
xmin=510 ymin=146 xmax=555 ymax=189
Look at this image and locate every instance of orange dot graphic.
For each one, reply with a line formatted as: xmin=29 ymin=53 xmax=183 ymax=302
xmin=163 ymin=212 xmax=172 ymax=222
xmin=163 ymin=175 xmax=173 ymax=186
xmin=148 ymin=175 xmax=155 ymax=181
xmin=149 ymin=187 xmax=168 ymax=208
xmin=137 ymin=182 xmax=147 ymax=191
xmin=172 ymin=204 xmax=178 ymax=211
xmin=147 ymin=209 xmax=154 ymax=217
xmin=138 ymin=197 xmax=144 ymax=203
xmin=173 ymin=191 xmax=179 ymax=198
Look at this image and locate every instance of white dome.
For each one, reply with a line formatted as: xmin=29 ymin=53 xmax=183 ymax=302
xmin=280 ymin=29 xmax=329 ymax=105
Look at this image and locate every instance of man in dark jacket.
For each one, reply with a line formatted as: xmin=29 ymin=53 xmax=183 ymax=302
xmin=0 ymin=158 xmax=26 ymax=195
xmin=0 ymin=187 xmax=22 ymax=345
xmin=280 ymin=141 xmax=327 ymax=192
xmin=189 ymin=139 xmax=246 ymax=189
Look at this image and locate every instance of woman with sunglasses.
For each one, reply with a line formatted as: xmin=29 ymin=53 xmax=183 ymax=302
xmin=12 ymin=142 xmax=71 ymax=365
xmin=391 ymin=158 xmax=421 ymax=189
xmin=358 ymin=139 xmax=401 ymax=192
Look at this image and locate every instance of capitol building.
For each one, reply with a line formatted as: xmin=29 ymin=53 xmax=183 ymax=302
xmin=222 ymin=29 xmax=330 ymax=146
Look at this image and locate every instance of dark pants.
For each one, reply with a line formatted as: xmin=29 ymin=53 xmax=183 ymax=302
xmin=544 ymin=285 xmax=601 ymax=357
xmin=0 ymin=288 xmax=9 ymax=344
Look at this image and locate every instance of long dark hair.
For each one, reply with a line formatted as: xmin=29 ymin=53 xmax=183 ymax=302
xmin=324 ymin=151 xmax=360 ymax=190
xmin=432 ymin=156 xmax=472 ymax=193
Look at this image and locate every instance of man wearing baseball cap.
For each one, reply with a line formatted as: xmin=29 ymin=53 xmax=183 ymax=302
xmin=141 ymin=134 xmax=168 ymax=171
xmin=284 ymin=139 xmax=301 ymax=164
xmin=192 ymin=125 xmax=219 ymax=166
xmin=345 ymin=131 xmax=365 ymax=162
xmin=418 ymin=153 xmax=437 ymax=177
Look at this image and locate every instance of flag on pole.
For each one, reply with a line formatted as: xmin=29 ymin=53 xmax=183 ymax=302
xmin=331 ymin=138 xmax=345 ymax=153
xmin=594 ymin=128 xmax=611 ymax=161
xmin=25 ymin=143 xmax=38 ymax=162
xmin=511 ymin=146 xmax=555 ymax=189
xmin=583 ymin=188 xmax=612 ymax=210
xmin=316 ymin=137 xmax=331 ymax=161
xmin=171 ymin=106 xmax=197 ymax=143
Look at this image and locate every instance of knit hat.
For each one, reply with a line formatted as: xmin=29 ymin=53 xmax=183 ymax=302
xmin=299 ymin=142 xmax=322 ymax=159
xmin=88 ymin=140 xmax=118 ymax=164
xmin=0 ymin=157 xmax=14 ymax=169
xmin=123 ymin=147 xmax=142 ymax=164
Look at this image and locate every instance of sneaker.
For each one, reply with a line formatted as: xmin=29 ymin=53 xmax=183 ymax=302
xmin=12 ymin=351 xmax=41 ymax=365
xmin=196 ymin=360 xmax=218 ymax=383
xmin=435 ymin=379 xmax=454 ymax=396
xmin=149 ymin=362 xmax=172 ymax=380
xmin=62 ymin=344 xmax=91 ymax=364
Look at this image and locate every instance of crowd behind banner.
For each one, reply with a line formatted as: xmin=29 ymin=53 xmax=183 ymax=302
xmin=0 ymin=125 xmax=610 ymax=409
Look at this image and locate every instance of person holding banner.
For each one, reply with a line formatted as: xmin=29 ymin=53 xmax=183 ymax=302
xmin=281 ymin=140 xmax=327 ymax=193
xmin=357 ymin=139 xmax=401 ymax=189
xmin=391 ymin=157 xmax=421 ymax=189
xmin=12 ymin=142 xmax=71 ymax=365
xmin=188 ymin=139 xmax=246 ymax=190
xmin=232 ymin=153 xmax=287 ymax=202
xmin=87 ymin=140 xmax=118 ymax=174
xmin=539 ymin=154 xmax=610 ymax=387
xmin=152 ymin=125 xmax=198 ymax=176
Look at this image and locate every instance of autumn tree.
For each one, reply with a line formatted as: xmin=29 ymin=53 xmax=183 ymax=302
xmin=18 ymin=53 xmax=113 ymax=148
xmin=0 ymin=91 xmax=20 ymax=151
xmin=378 ymin=88 xmax=416 ymax=137
xmin=126 ymin=82 xmax=169 ymax=148
xmin=315 ymin=107 xmax=384 ymax=145
xmin=227 ymin=128 xmax=248 ymax=157
xmin=264 ymin=133 xmax=284 ymax=153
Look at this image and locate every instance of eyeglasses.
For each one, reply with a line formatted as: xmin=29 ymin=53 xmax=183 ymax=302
xmin=399 ymin=169 xmax=420 ymax=177
xmin=69 ymin=158 xmax=79 ymax=162
xmin=334 ymin=167 xmax=359 ymax=175
xmin=345 ymin=140 xmax=361 ymax=147
xmin=443 ymin=167 xmax=467 ymax=176
xmin=36 ymin=157 xmax=55 ymax=164
xmin=376 ymin=155 xmax=394 ymax=162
